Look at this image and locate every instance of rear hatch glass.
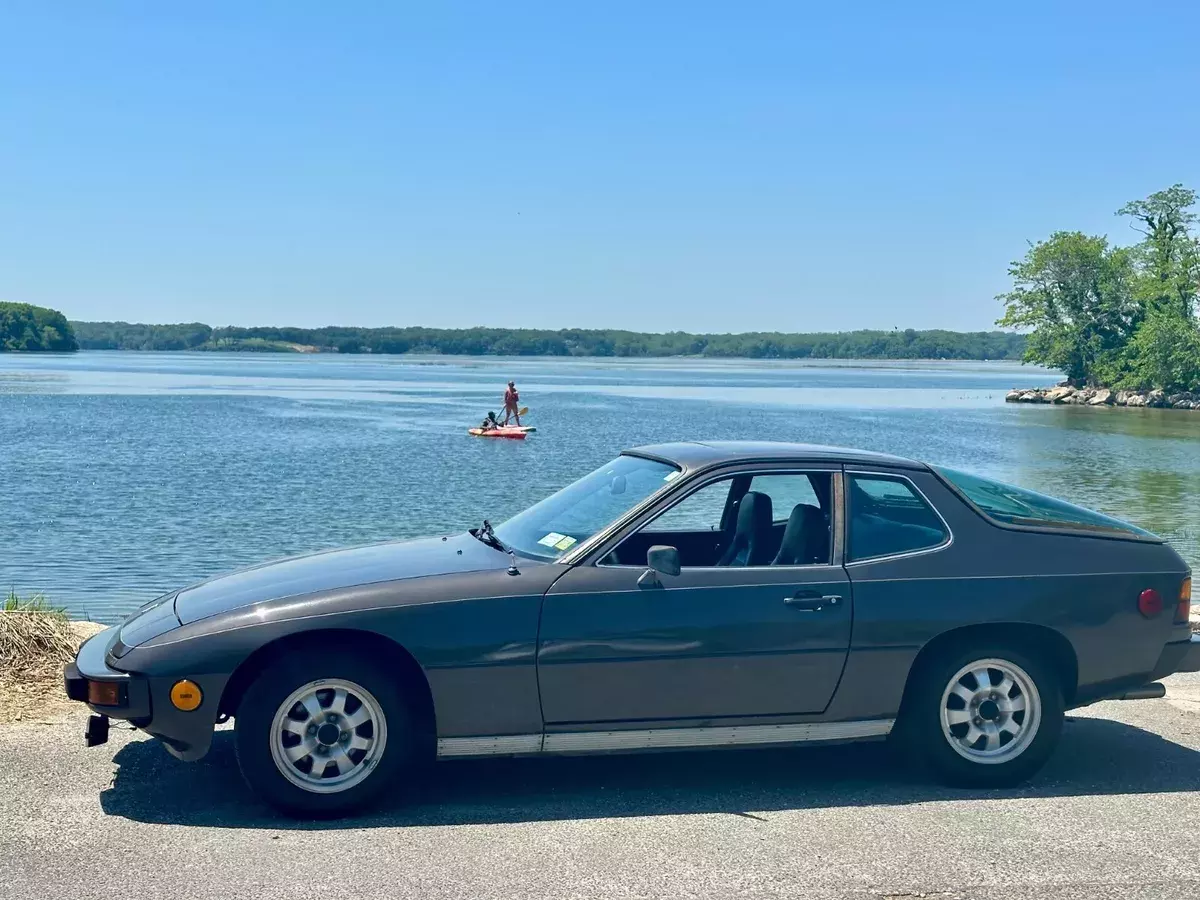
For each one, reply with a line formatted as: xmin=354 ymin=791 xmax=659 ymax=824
xmin=936 ymin=467 xmax=1159 ymax=540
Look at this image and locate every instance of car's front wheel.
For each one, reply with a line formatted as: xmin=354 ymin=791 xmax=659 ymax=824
xmin=899 ymin=644 xmax=1064 ymax=788
xmin=235 ymin=650 xmax=411 ymax=816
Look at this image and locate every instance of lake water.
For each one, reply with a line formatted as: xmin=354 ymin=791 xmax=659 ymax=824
xmin=2 ymin=352 xmax=1198 ymax=623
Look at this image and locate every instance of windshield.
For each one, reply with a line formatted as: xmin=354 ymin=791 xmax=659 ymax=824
xmin=936 ymin=467 xmax=1157 ymax=539
xmin=495 ymin=454 xmax=680 ymax=560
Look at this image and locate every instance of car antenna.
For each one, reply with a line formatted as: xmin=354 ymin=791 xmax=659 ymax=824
xmin=507 ymin=549 xmax=520 ymax=576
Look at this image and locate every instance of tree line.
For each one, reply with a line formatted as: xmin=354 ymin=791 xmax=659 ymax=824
xmin=71 ymin=321 xmax=1027 ymax=360
xmin=0 ymin=302 xmax=78 ymax=352
xmin=998 ymin=184 xmax=1200 ymax=390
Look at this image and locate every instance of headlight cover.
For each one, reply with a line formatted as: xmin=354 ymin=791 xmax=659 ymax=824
xmin=111 ymin=591 xmax=181 ymax=658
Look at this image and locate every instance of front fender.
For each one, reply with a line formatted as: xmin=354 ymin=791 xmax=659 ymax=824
xmin=142 ymin=673 xmax=230 ymax=761
xmin=123 ymin=567 xmax=564 ymax=741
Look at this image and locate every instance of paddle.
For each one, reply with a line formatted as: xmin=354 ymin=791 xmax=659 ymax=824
xmin=481 ymin=407 xmax=529 ymax=425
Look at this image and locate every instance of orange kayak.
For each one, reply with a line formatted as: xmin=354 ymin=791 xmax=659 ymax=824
xmin=468 ymin=425 xmax=535 ymax=439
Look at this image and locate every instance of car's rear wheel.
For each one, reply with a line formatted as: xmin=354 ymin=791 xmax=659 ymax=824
xmin=235 ymin=650 xmax=412 ymax=816
xmin=899 ymin=644 xmax=1064 ymax=788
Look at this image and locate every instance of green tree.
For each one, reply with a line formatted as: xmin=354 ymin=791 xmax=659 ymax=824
xmin=71 ymin=321 xmax=212 ymax=350
xmin=1124 ymin=309 xmax=1200 ymax=392
xmin=997 ymin=232 xmax=1136 ymax=385
xmin=1113 ymin=185 xmax=1200 ymax=390
xmin=0 ymin=302 xmax=78 ymax=352
xmin=1117 ymin=184 xmax=1200 ymax=320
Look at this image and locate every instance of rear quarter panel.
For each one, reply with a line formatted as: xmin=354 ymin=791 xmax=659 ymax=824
xmin=828 ymin=468 xmax=1188 ymax=720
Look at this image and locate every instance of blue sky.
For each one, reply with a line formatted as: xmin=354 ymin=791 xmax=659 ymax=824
xmin=2 ymin=2 xmax=1198 ymax=332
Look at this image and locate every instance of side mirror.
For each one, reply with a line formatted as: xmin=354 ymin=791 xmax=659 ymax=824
xmin=638 ymin=545 xmax=680 ymax=588
xmin=647 ymin=545 xmax=681 ymax=576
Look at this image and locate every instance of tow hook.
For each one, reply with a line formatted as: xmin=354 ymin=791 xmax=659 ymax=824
xmin=85 ymin=714 xmax=110 ymax=748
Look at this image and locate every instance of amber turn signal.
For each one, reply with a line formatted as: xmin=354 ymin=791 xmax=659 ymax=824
xmin=170 ymin=679 xmax=203 ymax=711
xmin=1177 ymin=577 xmax=1193 ymax=624
xmin=87 ymin=681 xmax=123 ymax=707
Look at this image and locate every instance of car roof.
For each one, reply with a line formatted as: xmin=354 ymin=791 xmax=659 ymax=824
xmin=626 ymin=440 xmax=927 ymax=472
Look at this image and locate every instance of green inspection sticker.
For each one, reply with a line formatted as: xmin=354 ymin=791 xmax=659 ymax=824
xmin=553 ymin=535 xmax=577 ymax=551
xmin=538 ymin=532 xmax=568 ymax=548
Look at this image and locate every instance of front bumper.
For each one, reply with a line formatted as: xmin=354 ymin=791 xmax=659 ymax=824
xmin=63 ymin=626 xmax=223 ymax=762
xmin=63 ymin=627 xmax=152 ymax=721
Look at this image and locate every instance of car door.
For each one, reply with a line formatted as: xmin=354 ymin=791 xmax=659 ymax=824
xmin=536 ymin=466 xmax=853 ymax=726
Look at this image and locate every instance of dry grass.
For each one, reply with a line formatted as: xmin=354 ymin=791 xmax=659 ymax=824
xmin=0 ymin=592 xmax=104 ymax=722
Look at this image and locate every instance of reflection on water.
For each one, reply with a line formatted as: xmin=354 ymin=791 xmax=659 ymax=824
xmin=1003 ymin=406 xmax=1200 ymax=552
xmin=0 ymin=352 xmax=1196 ymax=622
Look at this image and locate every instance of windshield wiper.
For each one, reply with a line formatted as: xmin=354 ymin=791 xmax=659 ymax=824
xmin=472 ymin=520 xmax=522 ymax=575
xmin=471 ymin=519 xmax=508 ymax=553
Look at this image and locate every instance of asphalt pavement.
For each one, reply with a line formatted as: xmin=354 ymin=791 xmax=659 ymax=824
xmin=5 ymin=675 xmax=1200 ymax=900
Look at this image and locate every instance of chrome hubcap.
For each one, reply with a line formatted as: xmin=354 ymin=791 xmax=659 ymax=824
xmin=269 ymin=678 xmax=387 ymax=793
xmin=940 ymin=658 xmax=1041 ymax=764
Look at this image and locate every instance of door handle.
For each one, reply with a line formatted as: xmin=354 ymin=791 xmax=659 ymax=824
xmin=783 ymin=593 xmax=841 ymax=611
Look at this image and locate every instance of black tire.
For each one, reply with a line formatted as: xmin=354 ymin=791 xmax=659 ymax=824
xmin=235 ymin=649 xmax=413 ymax=817
xmin=896 ymin=643 xmax=1064 ymax=789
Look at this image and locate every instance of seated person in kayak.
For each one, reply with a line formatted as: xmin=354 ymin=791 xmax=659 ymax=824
xmin=502 ymin=381 xmax=521 ymax=426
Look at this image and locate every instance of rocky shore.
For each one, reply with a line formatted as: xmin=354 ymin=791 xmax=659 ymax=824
xmin=1006 ymin=385 xmax=1200 ymax=409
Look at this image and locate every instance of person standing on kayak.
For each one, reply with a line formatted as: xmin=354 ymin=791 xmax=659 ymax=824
xmin=502 ymin=380 xmax=521 ymax=426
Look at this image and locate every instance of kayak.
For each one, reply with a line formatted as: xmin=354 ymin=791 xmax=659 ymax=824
xmin=468 ymin=425 xmax=536 ymax=439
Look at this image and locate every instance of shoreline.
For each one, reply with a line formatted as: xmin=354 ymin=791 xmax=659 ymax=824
xmin=1006 ymin=386 xmax=1200 ymax=410
xmin=67 ymin=322 xmax=1029 ymax=360
xmin=13 ymin=347 xmax=1040 ymax=365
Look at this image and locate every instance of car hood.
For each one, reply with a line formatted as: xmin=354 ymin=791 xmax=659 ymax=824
xmin=173 ymin=532 xmax=514 ymax=625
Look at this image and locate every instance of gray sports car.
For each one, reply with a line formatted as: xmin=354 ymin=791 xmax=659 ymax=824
xmin=65 ymin=441 xmax=1199 ymax=816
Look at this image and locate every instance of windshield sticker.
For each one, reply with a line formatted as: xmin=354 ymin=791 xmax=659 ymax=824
xmin=538 ymin=532 xmax=568 ymax=548
xmin=553 ymin=535 xmax=577 ymax=551
xmin=664 ymin=470 xmax=682 ymax=482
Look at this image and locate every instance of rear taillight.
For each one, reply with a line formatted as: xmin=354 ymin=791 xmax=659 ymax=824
xmin=1176 ymin=576 xmax=1192 ymax=624
xmin=1139 ymin=588 xmax=1164 ymax=618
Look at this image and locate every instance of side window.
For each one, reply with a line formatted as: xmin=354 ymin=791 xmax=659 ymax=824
xmin=642 ymin=479 xmax=733 ymax=532
xmin=637 ymin=472 xmax=833 ymax=567
xmin=848 ymin=475 xmax=948 ymax=562
xmin=749 ymin=474 xmax=821 ymax=521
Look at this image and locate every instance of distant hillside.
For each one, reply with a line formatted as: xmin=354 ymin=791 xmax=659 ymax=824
xmin=70 ymin=321 xmax=1027 ymax=360
xmin=1 ymin=303 xmax=77 ymax=352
